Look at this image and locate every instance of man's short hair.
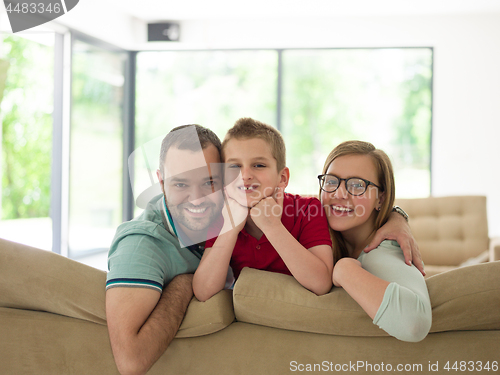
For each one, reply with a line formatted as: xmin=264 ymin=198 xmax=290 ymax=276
xmin=222 ymin=117 xmax=286 ymax=171
xmin=159 ymin=124 xmax=222 ymax=177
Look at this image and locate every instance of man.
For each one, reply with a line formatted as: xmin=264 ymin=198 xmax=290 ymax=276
xmin=106 ymin=125 xmax=227 ymax=375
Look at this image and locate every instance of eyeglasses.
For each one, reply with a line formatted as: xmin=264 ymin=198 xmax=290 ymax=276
xmin=317 ymin=174 xmax=383 ymax=196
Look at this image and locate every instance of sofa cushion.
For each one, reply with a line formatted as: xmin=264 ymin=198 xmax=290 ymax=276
xmin=233 ymin=268 xmax=388 ymax=336
xmin=0 ymin=238 xmax=234 ymax=338
xmin=176 ymin=291 xmax=235 ymax=338
xmin=233 ymin=261 xmax=500 ymax=336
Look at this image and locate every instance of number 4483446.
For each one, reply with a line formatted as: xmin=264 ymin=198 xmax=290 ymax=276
xmin=6 ymin=2 xmax=62 ymax=14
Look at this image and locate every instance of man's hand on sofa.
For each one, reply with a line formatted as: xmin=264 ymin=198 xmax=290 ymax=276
xmin=364 ymin=211 xmax=425 ymax=276
xmin=106 ymin=274 xmax=194 ymax=375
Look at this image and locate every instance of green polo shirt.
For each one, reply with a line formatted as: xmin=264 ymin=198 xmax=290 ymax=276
xmin=106 ymin=194 xmax=203 ymax=293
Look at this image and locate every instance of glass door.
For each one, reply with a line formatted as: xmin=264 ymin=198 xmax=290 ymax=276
xmin=68 ymin=38 xmax=126 ymax=262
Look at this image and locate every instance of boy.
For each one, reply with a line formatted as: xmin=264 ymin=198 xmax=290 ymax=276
xmin=193 ymin=118 xmax=334 ymax=301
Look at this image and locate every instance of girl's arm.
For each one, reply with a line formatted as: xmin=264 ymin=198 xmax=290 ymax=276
xmin=332 ymin=258 xmax=389 ymax=319
xmin=334 ymin=242 xmax=432 ymax=342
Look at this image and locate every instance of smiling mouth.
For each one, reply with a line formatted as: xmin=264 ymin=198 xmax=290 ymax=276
xmin=237 ymin=185 xmax=258 ymax=192
xmin=332 ymin=206 xmax=353 ymax=213
xmin=185 ymin=206 xmax=209 ymax=214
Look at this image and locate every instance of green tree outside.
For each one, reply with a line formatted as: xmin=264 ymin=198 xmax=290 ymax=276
xmin=1 ymin=35 xmax=53 ymax=220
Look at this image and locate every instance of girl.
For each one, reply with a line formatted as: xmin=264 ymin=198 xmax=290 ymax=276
xmin=318 ymin=140 xmax=431 ymax=342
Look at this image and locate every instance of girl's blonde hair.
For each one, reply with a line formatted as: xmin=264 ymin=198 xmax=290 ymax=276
xmin=320 ymin=140 xmax=395 ymax=264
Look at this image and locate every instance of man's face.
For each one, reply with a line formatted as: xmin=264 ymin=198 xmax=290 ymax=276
xmin=157 ymin=144 xmax=224 ymax=236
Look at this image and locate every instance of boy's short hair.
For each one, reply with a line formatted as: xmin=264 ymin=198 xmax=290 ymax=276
xmin=222 ymin=117 xmax=286 ymax=171
xmin=159 ymin=124 xmax=222 ymax=177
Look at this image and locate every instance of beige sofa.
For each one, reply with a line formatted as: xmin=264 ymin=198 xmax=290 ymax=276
xmin=395 ymin=196 xmax=500 ymax=276
xmin=1 ymin=234 xmax=500 ymax=375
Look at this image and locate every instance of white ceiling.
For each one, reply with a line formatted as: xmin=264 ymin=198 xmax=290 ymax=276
xmin=101 ymin=0 xmax=500 ymax=21
xmin=28 ymin=0 xmax=499 ymax=50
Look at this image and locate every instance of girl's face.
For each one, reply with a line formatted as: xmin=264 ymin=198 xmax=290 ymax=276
xmin=321 ymin=154 xmax=384 ymax=238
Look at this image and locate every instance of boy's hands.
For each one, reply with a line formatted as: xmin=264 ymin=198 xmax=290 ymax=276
xmin=250 ymin=186 xmax=284 ymax=230
xmin=222 ymin=189 xmax=248 ymax=233
xmin=221 ymin=184 xmax=286 ymax=234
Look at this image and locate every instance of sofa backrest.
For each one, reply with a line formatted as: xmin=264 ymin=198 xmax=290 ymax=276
xmin=233 ymin=262 xmax=500 ymax=337
xmin=395 ymin=196 xmax=489 ymax=266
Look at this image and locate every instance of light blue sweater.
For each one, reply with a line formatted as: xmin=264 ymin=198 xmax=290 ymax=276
xmin=358 ymin=240 xmax=432 ymax=342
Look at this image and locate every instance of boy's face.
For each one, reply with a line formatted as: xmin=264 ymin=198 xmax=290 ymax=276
xmin=224 ymin=137 xmax=289 ymax=208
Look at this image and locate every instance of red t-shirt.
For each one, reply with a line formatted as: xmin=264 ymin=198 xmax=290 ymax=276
xmin=205 ymin=193 xmax=332 ymax=278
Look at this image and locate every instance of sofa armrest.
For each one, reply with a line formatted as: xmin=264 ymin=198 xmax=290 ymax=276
xmin=490 ymin=237 xmax=500 ymax=262
xmin=0 ymin=238 xmax=235 ymax=338
xmin=0 ymin=238 xmax=107 ymax=325
xmin=458 ymin=250 xmax=489 ymax=268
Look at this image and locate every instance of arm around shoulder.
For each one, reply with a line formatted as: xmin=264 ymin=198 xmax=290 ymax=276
xmin=365 ymin=210 xmax=425 ymax=276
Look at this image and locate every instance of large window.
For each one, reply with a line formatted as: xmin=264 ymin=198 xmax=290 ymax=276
xmin=135 ymin=48 xmax=432 ymax=203
xmin=136 ymin=50 xmax=277 ymax=143
xmin=282 ymin=48 xmax=432 ymax=197
xmin=0 ymin=33 xmax=54 ymax=250
xmin=134 ymin=50 xmax=278 ymax=214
